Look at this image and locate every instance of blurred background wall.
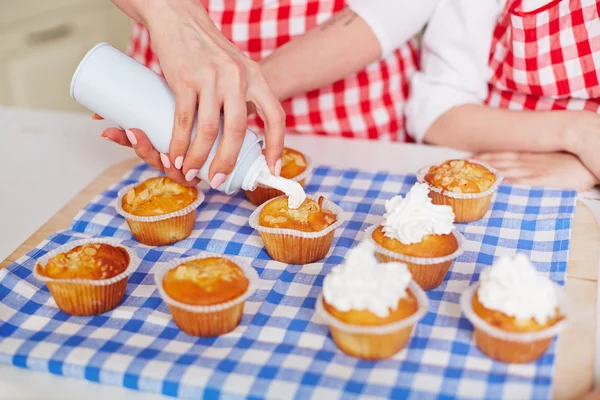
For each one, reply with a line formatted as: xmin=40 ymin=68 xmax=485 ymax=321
xmin=0 ymin=1 xmax=131 ymax=112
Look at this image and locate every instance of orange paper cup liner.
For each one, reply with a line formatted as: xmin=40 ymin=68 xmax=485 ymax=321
xmin=416 ymin=160 xmax=503 ymax=223
xmin=33 ymin=238 xmax=139 ymax=316
xmin=115 ymin=181 xmax=205 ymax=246
xmin=315 ymin=281 xmax=429 ymax=360
xmin=154 ymin=253 xmax=259 ymax=337
xmin=460 ymin=282 xmax=568 ymax=363
xmin=248 ymin=195 xmax=346 ymax=264
xmin=365 ymin=225 xmax=465 ymax=290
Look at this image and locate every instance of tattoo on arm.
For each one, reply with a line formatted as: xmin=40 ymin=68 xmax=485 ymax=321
xmin=319 ymin=9 xmax=358 ymax=31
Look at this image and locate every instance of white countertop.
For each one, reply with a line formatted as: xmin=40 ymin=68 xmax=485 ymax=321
xmin=1 ymin=106 xmax=598 ymax=399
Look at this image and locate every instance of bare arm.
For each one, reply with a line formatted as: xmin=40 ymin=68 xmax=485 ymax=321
xmin=424 ymin=104 xmax=580 ymax=153
xmin=260 ymin=8 xmax=382 ymax=101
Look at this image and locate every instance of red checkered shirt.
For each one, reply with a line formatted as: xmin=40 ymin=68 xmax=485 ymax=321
xmin=486 ymin=0 xmax=600 ymax=112
xmin=129 ymin=0 xmax=419 ymax=141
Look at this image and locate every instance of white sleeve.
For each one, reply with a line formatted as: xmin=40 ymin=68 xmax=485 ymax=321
xmin=346 ymin=0 xmax=439 ymax=58
xmin=405 ymin=0 xmax=501 ymax=143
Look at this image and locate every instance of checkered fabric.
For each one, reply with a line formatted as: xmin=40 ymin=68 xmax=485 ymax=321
xmin=0 ymin=163 xmax=577 ymax=399
xmin=129 ymin=0 xmax=419 ymax=141
xmin=486 ymin=0 xmax=600 ymax=111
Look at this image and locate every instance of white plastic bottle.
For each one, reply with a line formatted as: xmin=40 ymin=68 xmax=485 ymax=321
xmin=70 ymin=43 xmax=305 ymax=206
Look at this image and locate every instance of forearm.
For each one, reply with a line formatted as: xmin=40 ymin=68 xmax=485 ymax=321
xmin=424 ymin=104 xmax=579 ymax=153
xmin=260 ymin=7 xmax=381 ymax=101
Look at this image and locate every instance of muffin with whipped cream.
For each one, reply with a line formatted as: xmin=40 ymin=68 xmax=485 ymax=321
xmin=248 ymin=195 xmax=344 ymax=264
xmin=116 ymin=177 xmax=204 ymax=246
xmin=244 ymin=148 xmax=310 ymax=206
xmin=418 ymin=159 xmax=501 ymax=222
xmin=366 ymin=183 xmax=464 ymax=290
xmin=317 ymin=241 xmax=428 ymax=360
xmin=460 ymin=254 xmax=566 ymax=363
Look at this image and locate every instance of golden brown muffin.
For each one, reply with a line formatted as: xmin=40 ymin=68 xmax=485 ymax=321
xmin=122 ymin=177 xmax=198 ymax=217
xmin=259 ymin=196 xmax=337 ymax=232
xmin=278 ymin=148 xmax=308 ymax=179
xmin=38 ymin=243 xmax=129 ymax=280
xmin=371 ymin=226 xmax=458 ymax=258
xmin=425 ymin=159 xmax=496 ymax=194
xmin=163 ymin=257 xmax=249 ymax=306
xmin=472 ymin=292 xmax=563 ymax=333
xmin=323 ymin=290 xmax=418 ymax=326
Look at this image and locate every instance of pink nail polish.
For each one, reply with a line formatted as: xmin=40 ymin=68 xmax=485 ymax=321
xmin=160 ymin=153 xmax=171 ymax=169
xmin=210 ymin=173 xmax=227 ymax=189
xmin=185 ymin=169 xmax=199 ymax=182
xmin=174 ymin=156 xmax=184 ymax=170
xmin=274 ymin=159 xmax=282 ymax=176
xmin=125 ymin=129 xmax=137 ymax=146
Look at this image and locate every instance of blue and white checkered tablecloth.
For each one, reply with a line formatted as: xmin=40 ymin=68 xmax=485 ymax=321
xmin=0 ymin=163 xmax=577 ymax=399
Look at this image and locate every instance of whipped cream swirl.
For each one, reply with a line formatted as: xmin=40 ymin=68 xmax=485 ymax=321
xmin=322 ymin=241 xmax=412 ymax=318
xmin=478 ymin=253 xmax=558 ymax=324
xmin=382 ymin=183 xmax=454 ymax=245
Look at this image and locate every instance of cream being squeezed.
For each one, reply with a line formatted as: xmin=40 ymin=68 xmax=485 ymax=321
xmin=257 ymin=173 xmax=307 ymax=209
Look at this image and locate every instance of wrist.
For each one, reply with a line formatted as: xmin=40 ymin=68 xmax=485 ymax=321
xmin=260 ymin=55 xmax=295 ymax=102
xmin=562 ymin=110 xmax=596 ymax=155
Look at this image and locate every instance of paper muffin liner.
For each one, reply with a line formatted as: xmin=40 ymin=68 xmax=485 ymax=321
xmin=248 ymin=195 xmax=346 ymax=264
xmin=154 ymin=253 xmax=259 ymax=337
xmin=315 ymin=281 xmax=428 ymax=360
xmin=365 ymin=224 xmax=465 ymax=290
xmin=33 ymin=238 xmax=140 ymax=316
xmin=115 ymin=181 xmax=205 ymax=246
xmin=460 ymin=282 xmax=569 ymax=363
xmin=416 ymin=160 xmax=504 ymax=222
xmin=244 ymin=155 xmax=312 ymax=206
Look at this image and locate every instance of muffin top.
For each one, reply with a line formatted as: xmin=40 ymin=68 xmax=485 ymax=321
xmin=259 ymin=196 xmax=337 ymax=232
xmin=122 ymin=177 xmax=198 ymax=217
xmin=381 ymin=183 xmax=455 ymax=246
xmin=270 ymin=147 xmax=308 ymax=180
xmin=162 ymin=257 xmax=249 ymax=306
xmin=424 ymin=159 xmax=496 ymax=193
xmin=474 ymin=254 xmax=563 ymax=332
xmin=38 ymin=243 xmax=129 ymax=280
xmin=322 ymin=241 xmax=417 ymax=326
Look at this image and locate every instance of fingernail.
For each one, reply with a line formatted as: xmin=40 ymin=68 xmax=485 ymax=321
xmin=160 ymin=153 xmax=171 ymax=169
xmin=274 ymin=159 xmax=282 ymax=177
xmin=185 ymin=169 xmax=199 ymax=182
xmin=174 ymin=156 xmax=184 ymax=170
xmin=125 ymin=129 xmax=137 ymax=146
xmin=210 ymin=173 xmax=227 ymax=189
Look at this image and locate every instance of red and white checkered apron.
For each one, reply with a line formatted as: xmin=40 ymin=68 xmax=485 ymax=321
xmin=486 ymin=0 xmax=600 ymax=112
xmin=129 ymin=1 xmax=419 ymax=141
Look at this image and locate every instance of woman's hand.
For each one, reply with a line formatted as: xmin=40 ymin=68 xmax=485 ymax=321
xmin=472 ymin=151 xmax=598 ymax=191
xmin=108 ymin=0 xmax=285 ymax=188
xmin=564 ymin=111 xmax=600 ymax=183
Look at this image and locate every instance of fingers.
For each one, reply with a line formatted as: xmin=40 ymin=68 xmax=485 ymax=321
xmin=208 ymin=85 xmax=247 ymax=189
xmin=92 ymin=113 xmax=104 ymax=120
xmin=169 ymin=87 xmax=198 ymax=170
xmin=101 ymin=128 xmax=132 ymax=147
xmin=126 ymin=129 xmax=164 ymax=173
xmin=251 ymin=84 xmax=285 ymax=176
xmin=182 ymin=83 xmax=220 ymax=182
xmin=471 ymin=152 xmax=520 ymax=162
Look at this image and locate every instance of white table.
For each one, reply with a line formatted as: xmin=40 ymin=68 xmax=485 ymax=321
xmin=1 ymin=107 xmax=598 ymax=399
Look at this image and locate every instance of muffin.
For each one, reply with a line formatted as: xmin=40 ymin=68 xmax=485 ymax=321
xmin=366 ymin=183 xmax=464 ymax=290
xmin=317 ymin=241 xmax=428 ymax=360
xmin=244 ymin=148 xmax=310 ymax=206
xmin=417 ymin=159 xmax=501 ymax=222
xmin=116 ymin=176 xmax=204 ymax=246
xmin=34 ymin=239 xmax=137 ymax=316
xmin=155 ymin=254 xmax=258 ymax=337
xmin=248 ymin=195 xmax=344 ymax=264
xmin=460 ymin=254 xmax=567 ymax=363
